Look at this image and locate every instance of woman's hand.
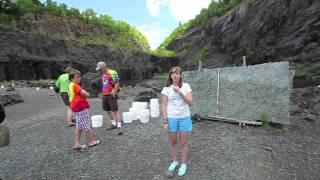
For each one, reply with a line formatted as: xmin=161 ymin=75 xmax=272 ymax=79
xmin=163 ymin=123 xmax=168 ymax=129
xmin=172 ymin=86 xmax=182 ymax=94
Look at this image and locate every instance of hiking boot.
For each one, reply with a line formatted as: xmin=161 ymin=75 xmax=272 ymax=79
xmin=117 ymin=127 xmax=123 ymax=135
xmin=106 ymin=124 xmax=117 ymax=130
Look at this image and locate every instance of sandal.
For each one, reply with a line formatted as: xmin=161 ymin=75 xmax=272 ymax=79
xmin=73 ymin=144 xmax=87 ymax=150
xmin=68 ymin=123 xmax=75 ymax=127
xmin=88 ymin=139 xmax=101 ymax=148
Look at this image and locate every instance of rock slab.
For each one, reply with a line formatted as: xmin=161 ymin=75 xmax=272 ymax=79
xmin=183 ymin=62 xmax=291 ymax=124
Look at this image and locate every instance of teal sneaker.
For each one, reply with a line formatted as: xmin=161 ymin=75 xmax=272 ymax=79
xmin=168 ymin=161 xmax=179 ymax=171
xmin=166 ymin=161 xmax=179 ymax=178
xmin=178 ymin=164 xmax=187 ymax=176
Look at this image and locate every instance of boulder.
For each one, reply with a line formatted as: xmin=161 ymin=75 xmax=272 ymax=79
xmin=134 ymin=88 xmax=158 ymax=102
xmin=0 ymin=90 xmax=24 ymax=106
xmin=81 ymin=72 xmax=101 ymax=97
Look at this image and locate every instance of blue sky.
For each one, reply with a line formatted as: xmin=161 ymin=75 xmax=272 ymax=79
xmin=40 ymin=0 xmax=213 ymax=49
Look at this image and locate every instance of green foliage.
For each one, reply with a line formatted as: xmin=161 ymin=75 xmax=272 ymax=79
xmin=243 ymin=0 xmax=252 ymax=6
xmin=0 ymin=0 xmax=149 ymax=51
xmin=282 ymin=125 xmax=289 ymax=133
xmin=0 ymin=13 xmax=17 ymax=28
xmin=158 ymin=22 xmax=191 ymax=51
xmin=245 ymin=48 xmax=255 ymax=62
xmin=195 ymin=42 xmax=212 ymax=62
xmin=263 ymin=38 xmax=276 ymax=58
xmin=151 ymin=73 xmax=167 ymax=80
xmin=151 ymin=48 xmax=176 ymax=57
xmin=159 ymin=0 xmax=243 ymax=50
xmin=260 ymin=113 xmax=272 ymax=130
xmin=16 ymin=0 xmax=44 ymax=15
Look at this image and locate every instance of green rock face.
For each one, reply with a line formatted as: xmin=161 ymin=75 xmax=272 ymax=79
xmin=183 ymin=62 xmax=291 ymax=124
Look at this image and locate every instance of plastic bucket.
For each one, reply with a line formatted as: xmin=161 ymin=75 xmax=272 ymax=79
xmin=122 ymin=112 xmax=133 ymax=124
xmin=150 ymin=98 xmax=159 ymax=104
xmin=91 ymin=115 xmax=103 ymax=128
xmin=129 ymin=107 xmax=139 ymax=120
xmin=150 ymin=111 xmax=160 ymax=118
xmin=132 ymin=102 xmax=148 ymax=109
xmin=140 ymin=116 xmax=149 ymax=123
xmin=139 ymin=109 xmax=150 ymax=123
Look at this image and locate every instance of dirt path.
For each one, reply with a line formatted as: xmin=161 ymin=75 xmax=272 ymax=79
xmin=0 ymin=88 xmax=319 ymax=179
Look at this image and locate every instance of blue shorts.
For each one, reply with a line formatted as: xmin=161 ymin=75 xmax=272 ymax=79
xmin=167 ymin=116 xmax=192 ymax=133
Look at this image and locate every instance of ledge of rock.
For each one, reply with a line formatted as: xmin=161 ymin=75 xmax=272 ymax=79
xmin=0 ymin=89 xmax=24 ymax=106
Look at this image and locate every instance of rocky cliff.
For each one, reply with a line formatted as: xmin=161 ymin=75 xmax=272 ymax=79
xmin=168 ymin=0 xmax=320 ymax=87
xmin=0 ymin=25 xmax=179 ymax=81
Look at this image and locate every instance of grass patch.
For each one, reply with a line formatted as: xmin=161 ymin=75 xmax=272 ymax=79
xmin=282 ymin=125 xmax=289 ymax=133
xmin=260 ymin=113 xmax=272 ymax=130
xmin=152 ymin=73 xmax=167 ymax=80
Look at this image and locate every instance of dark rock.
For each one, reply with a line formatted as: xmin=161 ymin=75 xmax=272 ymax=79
xmin=167 ymin=0 xmax=320 ymax=87
xmin=290 ymin=86 xmax=320 ymax=115
xmin=0 ymin=91 xmax=24 ymax=106
xmin=0 ymin=25 xmax=179 ymax=82
xmin=6 ymin=87 xmax=15 ymax=92
xmin=134 ymin=89 xmax=158 ymax=102
xmin=81 ymin=72 xmax=101 ymax=97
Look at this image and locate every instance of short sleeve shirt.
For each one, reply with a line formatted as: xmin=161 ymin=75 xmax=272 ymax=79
xmin=69 ymin=82 xmax=89 ymax=112
xmin=101 ymin=69 xmax=120 ymax=96
xmin=161 ymin=82 xmax=192 ymax=118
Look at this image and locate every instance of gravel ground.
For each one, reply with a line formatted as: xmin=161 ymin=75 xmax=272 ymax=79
xmin=0 ymin=88 xmax=319 ymax=180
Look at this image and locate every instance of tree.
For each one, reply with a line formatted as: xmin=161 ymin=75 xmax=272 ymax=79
xmin=82 ymin=8 xmax=97 ymax=24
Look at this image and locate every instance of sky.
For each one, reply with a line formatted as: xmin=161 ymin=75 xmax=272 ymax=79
xmin=40 ymin=0 xmax=213 ymax=49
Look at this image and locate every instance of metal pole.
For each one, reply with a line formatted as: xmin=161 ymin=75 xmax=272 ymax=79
xmin=216 ymin=68 xmax=220 ymax=117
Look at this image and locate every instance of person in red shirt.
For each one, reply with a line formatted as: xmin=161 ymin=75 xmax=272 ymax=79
xmin=69 ymin=70 xmax=100 ymax=150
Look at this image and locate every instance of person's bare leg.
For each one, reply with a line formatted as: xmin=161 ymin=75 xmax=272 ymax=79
xmin=113 ymin=111 xmax=120 ymax=123
xmin=85 ymin=130 xmax=96 ymax=145
xmin=74 ymin=128 xmax=81 ymax=147
xmin=179 ymin=132 xmax=189 ymax=164
xmin=67 ymin=107 xmax=73 ymax=124
xmin=106 ymin=111 xmax=114 ymax=120
xmin=168 ymin=132 xmax=178 ymax=161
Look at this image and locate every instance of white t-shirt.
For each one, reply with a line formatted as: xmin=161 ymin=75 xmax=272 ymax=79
xmin=161 ymin=82 xmax=192 ymax=118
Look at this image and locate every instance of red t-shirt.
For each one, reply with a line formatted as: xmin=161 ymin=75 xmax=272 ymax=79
xmin=69 ymin=82 xmax=89 ymax=112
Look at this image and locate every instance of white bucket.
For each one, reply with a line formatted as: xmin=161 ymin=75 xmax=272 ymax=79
xmin=139 ymin=109 xmax=150 ymax=123
xmin=129 ymin=107 xmax=139 ymax=120
xmin=91 ymin=115 xmax=103 ymax=128
xmin=122 ymin=112 xmax=133 ymax=124
xmin=150 ymin=111 xmax=160 ymax=118
xmin=36 ymin=87 xmax=40 ymax=91
xmin=132 ymin=102 xmax=148 ymax=109
xmin=140 ymin=116 xmax=149 ymax=123
xmin=150 ymin=99 xmax=159 ymax=107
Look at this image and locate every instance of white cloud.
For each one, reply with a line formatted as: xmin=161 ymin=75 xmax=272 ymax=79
xmin=147 ymin=0 xmax=213 ymax=22
xmin=137 ymin=22 xmax=168 ymax=49
xmin=146 ymin=0 xmax=167 ymax=17
xmin=167 ymin=0 xmax=213 ymax=22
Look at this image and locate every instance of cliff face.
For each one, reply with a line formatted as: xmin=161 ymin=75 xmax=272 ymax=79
xmin=168 ymin=0 xmax=320 ymax=87
xmin=17 ymin=13 xmax=149 ymax=51
xmin=0 ymin=25 xmax=179 ymax=81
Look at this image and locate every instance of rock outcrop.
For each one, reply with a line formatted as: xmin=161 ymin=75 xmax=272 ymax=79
xmin=0 ymin=25 xmax=179 ymax=81
xmin=168 ymin=0 xmax=320 ymax=87
xmin=0 ymin=89 xmax=24 ymax=106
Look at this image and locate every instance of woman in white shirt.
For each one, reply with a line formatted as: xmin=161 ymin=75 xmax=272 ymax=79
xmin=161 ymin=67 xmax=193 ymax=177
